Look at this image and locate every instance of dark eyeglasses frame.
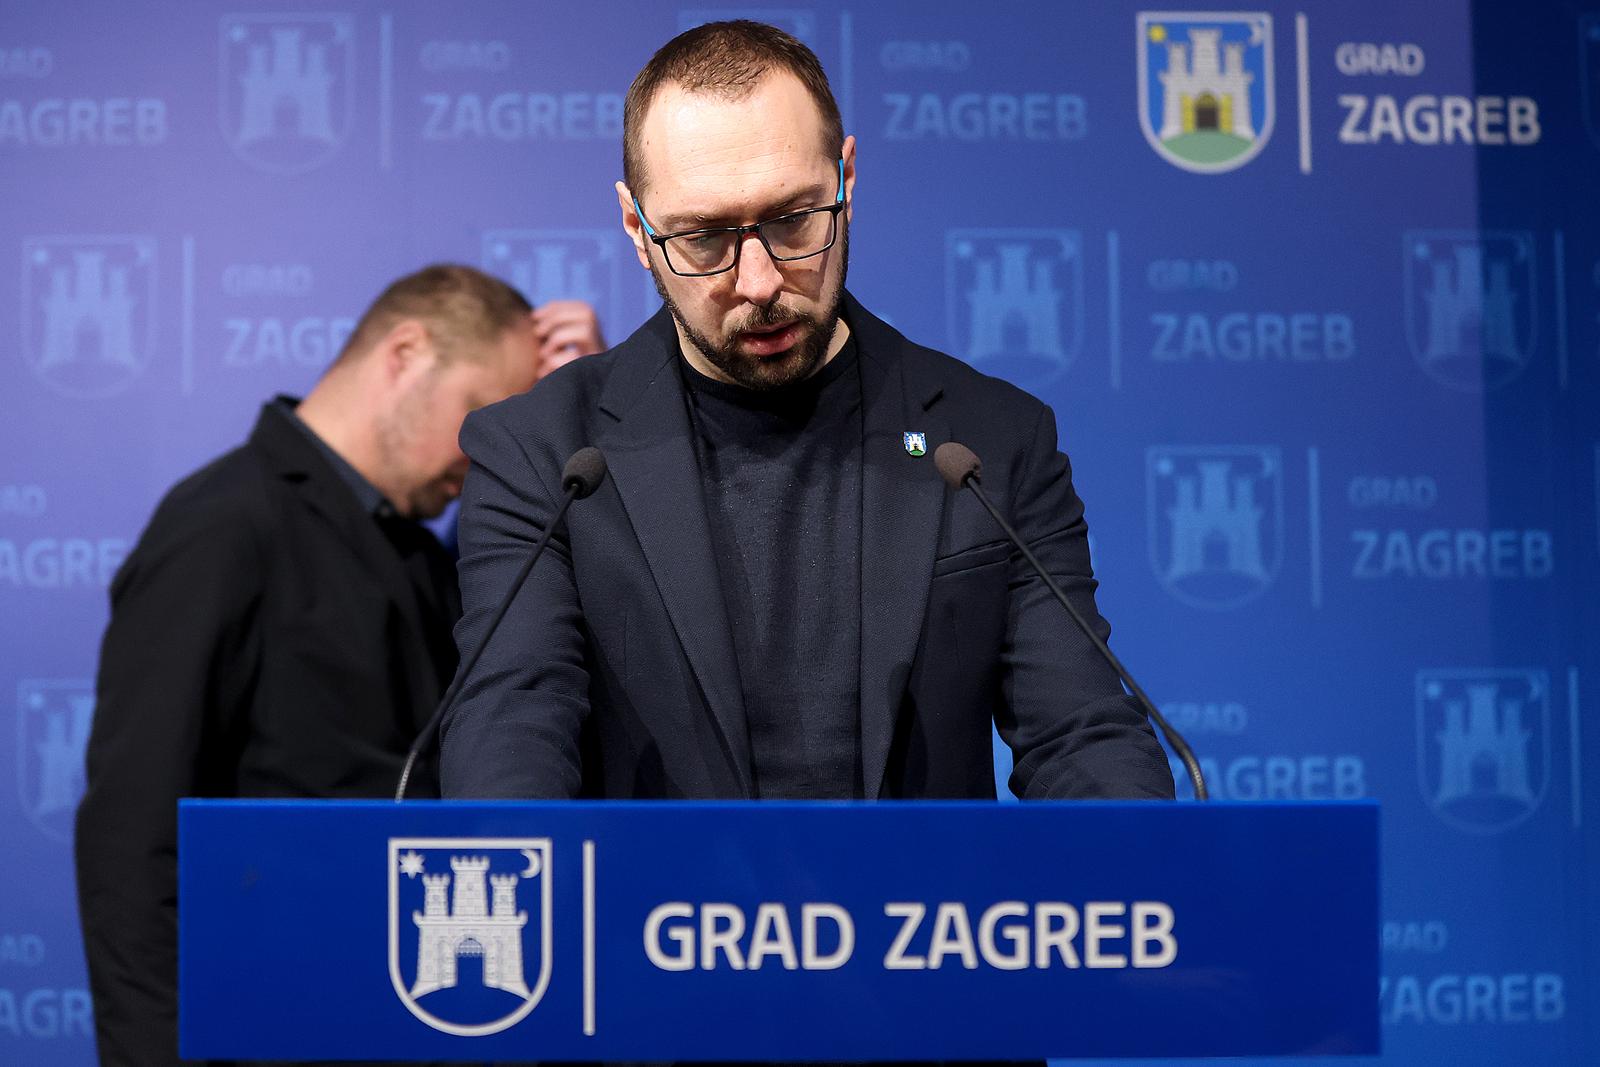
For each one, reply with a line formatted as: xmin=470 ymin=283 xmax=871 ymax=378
xmin=632 ymin=158 xmax=846 ymax=278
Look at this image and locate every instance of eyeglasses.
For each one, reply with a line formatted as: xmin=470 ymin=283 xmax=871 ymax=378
xmin=633 ymin=158 xmax=845 ymax=278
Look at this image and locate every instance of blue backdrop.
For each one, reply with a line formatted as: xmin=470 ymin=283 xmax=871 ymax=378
xmin=1 ymin=1 xmax=1595 ymax=1063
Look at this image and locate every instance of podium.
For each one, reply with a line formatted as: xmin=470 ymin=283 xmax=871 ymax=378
xmin=179 ymin=800 xmax=1378 ymax=1060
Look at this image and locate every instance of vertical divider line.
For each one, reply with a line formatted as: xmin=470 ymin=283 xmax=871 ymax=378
xmin=839 ymin=13 xmax=854 ymax=135
xmin=181 ymin=236 xmax=195 ymax=396
xmin=1571 ymin=668 xmax=1582 ymax=829
xmin=1308 ymin=446 xmax=1322 ymax=608
xmin=379 ymin=14 xmax=394 ymax=170
xmin=583 ymin=840 xmax=596 ymax=1035
xmin=1555 ymin=230 xmax=1568 ymax=390
xmin=1108 ymin=231 xmax=1122 ymax=390
xmin=1296 ymin=14 xmax=1311 ymax=174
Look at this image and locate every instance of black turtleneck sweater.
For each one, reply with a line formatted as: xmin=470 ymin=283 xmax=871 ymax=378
xmin=680 ymin=335 xmax=864 ymax=799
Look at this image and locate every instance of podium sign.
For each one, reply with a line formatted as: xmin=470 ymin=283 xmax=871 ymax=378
xmin=179 ymin=800 xmax=1378 ymax=1060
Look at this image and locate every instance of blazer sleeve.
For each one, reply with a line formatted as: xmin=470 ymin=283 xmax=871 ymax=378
xmin=440 ymin=407 xmax=589 ymax=799
xmin=75 ymin=494 xmax=262 ymax=1067
xmin=995 ymin=404 xmax=1177 ymax=800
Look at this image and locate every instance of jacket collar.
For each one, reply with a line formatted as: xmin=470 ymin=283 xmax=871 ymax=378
xmin=248 ymin=400 xmax=447 ymax=730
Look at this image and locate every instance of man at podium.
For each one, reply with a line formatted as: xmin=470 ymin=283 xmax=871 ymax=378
xmin=441 ymin=21 xmax=1175 ymax=805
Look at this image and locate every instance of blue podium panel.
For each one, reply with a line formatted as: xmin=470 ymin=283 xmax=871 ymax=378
xmin=178 ymin=800 xmax=1378 ymax=1061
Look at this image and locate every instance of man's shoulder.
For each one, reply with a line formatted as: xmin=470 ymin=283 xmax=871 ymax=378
xmin=136 ymin=439 xmax=277 ymax=555
xmin=855 ymin=301 xmax=1047 ymax=426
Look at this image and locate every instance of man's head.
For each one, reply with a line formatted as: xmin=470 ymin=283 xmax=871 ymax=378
xmin=617 ymin=20 xmax=856 ymax=390
xmin=302 ymin=264 xmax=540 ymax=519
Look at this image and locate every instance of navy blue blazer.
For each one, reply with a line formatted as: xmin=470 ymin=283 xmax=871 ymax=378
xmin=440 ymin=293 xmax=1174 ymax=801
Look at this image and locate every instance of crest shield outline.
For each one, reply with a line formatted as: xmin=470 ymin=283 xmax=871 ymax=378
xmin=945 ymin=228 xmax=1085 ymax=391
xmin=17 ymin=679 xmax=94 ymax=842
xmin=1137 ymin=11 xmax=1275 ymax=174
xmin=1145 ymin=445 xmax=1283 ymax=610
xmin=1414 ymin=669 xmax=1550 ymax=834
xmin=1402 ymin=230 xmax=1537 ymax=391
xmin=219 ymin=13 xmax=355 ymax=174
xmin=1581 ymin=15 xmax=1600 ymax=150
xmin=482 ymin=229 xmax=623 ymax=340
xmin=388 ymin=836 xmax=553 ymax=1037
xmin=21 ymin=236 xmax=157 ymax=400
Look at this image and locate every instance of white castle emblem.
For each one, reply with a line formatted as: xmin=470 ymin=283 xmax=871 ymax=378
xmin=1147 ymin=446 xmax=1282 ymax=609
xmin=22 ymin=237 xmax=154 ymax=399
xmin=236 ymin=27 xmax=337 ymax=145
xmin=220 ymin=14 xmax=353 ymax=173
xmin=482 ymin=230 xmax=621 ymax=328
xmin=947 ymin=229 xmax=1082 ymax=389
xmin=389 ymin=838 xmax=552 ymax=1036
xmin=1164 ymin=460 xmax=1268 ymax=582
xmin=411 ymin=855 xmax=530 ymax=999
xmin=1403 ymin=231 xmax=1535 ymax=390
xmin=40 ymin=251 xmax=138 ymax=371
xmin=967 ymin=245 xmax=1065 ymax=363
xmin=17 ymin=680 xmax=94 ymax=841
xmin=1416 ymin=670 xmax=1549 ymax=834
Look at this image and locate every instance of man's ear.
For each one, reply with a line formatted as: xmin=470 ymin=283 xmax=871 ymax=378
xmin=840 ymin=134 xmax=857 ymax=224
xmin=617 ymin=180 xmax=652 ymax=270
xmin=376 ymin=319 xmax=433 ymax=384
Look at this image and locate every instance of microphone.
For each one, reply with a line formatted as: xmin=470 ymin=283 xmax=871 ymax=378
xmin=395 ymin=446 xmax=609 ymax=800
xmin=933 ymin=442 xmax=1208 ymax=800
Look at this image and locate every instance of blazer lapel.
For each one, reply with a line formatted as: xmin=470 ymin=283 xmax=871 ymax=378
xmin=596 ymin=314 xmax=754 ymax=796
xmin=251 ymin=404 xmax=444 ymax=730
xmin=851 ymin=300 xmax=950 ymax=799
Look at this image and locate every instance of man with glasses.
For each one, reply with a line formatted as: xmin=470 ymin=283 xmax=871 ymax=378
xmin=440 ymin=21 xmax=1174 ymax=804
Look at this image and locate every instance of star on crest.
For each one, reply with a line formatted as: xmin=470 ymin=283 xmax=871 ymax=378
xmin=398 ymin=850 xmax=425 ymax=878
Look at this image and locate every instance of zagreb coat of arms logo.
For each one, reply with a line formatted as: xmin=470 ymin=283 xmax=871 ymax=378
xmin=1137 ymin=12 xmax=1275 ymax=174
xmin=388 ymin=837 xmax=553 ymax=1036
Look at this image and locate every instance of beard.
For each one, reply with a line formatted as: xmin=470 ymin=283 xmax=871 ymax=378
xmin=652 ymin=224 xmax=849 ymax=391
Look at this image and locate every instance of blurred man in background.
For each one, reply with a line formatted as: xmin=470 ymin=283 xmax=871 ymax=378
xmin=75 ymin=263 xmax=604 ymax=1066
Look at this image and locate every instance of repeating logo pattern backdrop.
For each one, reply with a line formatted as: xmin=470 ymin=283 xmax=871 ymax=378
xmin=0 ymin=2 xmax=1594 ymax=1063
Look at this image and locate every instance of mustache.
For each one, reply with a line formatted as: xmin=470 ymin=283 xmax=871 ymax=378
xmin=730 ymin=301 xmax=810 ymax=333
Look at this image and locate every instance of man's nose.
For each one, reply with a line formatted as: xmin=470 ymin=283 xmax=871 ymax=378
xmin=732 ymin=231 xmax=784 ymax=306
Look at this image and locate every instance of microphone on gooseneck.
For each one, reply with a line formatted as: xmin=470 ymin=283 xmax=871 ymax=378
xmin=932 ymin=442 xmax=1208 ymax=801
xmin=395 ymin=446 xmax=609 ymax=801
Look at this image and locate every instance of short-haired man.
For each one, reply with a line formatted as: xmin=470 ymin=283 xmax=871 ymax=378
xmin=441 ymin=23 xmax=1175 ymax=804
xmin=75 ymin=264 xmax=603 ymax=1066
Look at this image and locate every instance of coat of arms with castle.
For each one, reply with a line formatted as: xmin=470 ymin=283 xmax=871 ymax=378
xmin=388 ymin=837 xmax=553 ymax=1036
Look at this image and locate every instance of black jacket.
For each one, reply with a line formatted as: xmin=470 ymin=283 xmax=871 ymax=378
xmin=441 ymin=294 xmax=1174 ymax=803
xmin=75 ymin=401 xmax=459 ymax=1066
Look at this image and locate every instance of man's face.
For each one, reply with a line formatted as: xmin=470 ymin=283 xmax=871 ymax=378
xmin=619 ymin=73 xmax=856 ymax=390
xmin=378 ymin=319 xmax=539 ymax=518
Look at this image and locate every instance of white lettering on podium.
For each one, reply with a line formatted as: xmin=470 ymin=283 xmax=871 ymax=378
xmin=883 ymin=902 xmax=926 ymax=969
xmin=645 ymin=902 xmax=855 ymax=972
xmin=1084 ymin=902 xmax=1127 ymax=968
xmin=648 ymin=900 xmax=1177 ymax=973
xmin=802 ymin=904 xmax=854 ymax=970
xmin=699 ymin=903 xmax=744 ymax=970
xmin=1133 ymin=902 xmax=1179 ymax=967
xmin=977 ymin=902 xmax=1030 ymax=970
xmin=746 ymin=903 xmax=798 ymax=970
xmin=1035 ymin=903 xmax=1081 ymax=967
xmin=643 ymin=903 xmax=694 ymax=971
xmin=927 ymin=903 xmax=980 ymax=970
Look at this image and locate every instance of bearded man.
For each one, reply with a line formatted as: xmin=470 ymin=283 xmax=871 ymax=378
xmin=439 ymin=22 xmax=1174 ymax=806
